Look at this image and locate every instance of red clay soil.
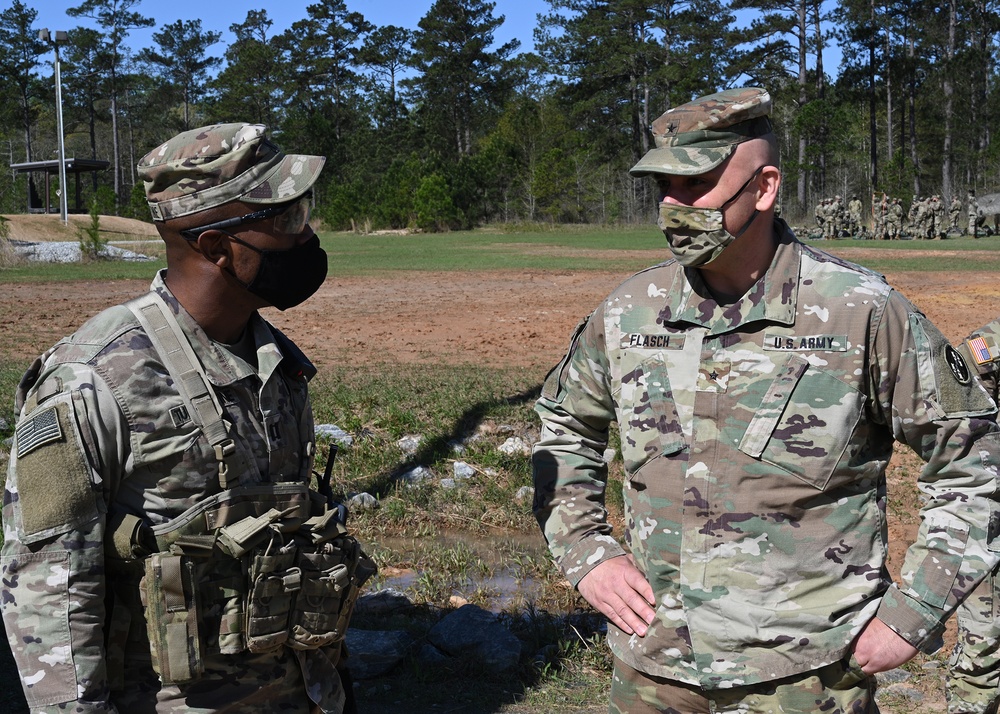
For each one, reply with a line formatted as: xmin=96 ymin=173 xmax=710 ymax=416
xmin=3 ymin=269 xmax=996 ymax=371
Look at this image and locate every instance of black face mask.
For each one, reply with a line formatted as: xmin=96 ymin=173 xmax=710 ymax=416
xmin=225 ymin=233 xmax=328 ymax=310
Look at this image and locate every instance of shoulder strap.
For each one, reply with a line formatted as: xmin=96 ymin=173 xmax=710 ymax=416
xmin=125 ymin=292 xmax=242 ymax=488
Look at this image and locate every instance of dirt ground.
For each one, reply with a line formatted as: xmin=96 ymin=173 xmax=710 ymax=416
xmin=4 ymin=264 xmax=997 ymax=372
xmin=3 ymin=217 xmax=1000 ymax=711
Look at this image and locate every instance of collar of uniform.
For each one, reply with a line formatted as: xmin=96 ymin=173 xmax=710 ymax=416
xmin=149 ymin=270 xmax=277 ymax=387
xmin=657 ymin=218 xmax=799 ymax=335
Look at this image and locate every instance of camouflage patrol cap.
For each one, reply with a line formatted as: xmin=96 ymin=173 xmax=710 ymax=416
xmin=137 ymin=123 xmax=326 ymax=221
xmin=630 ymin=87 xmax=772 ymax=177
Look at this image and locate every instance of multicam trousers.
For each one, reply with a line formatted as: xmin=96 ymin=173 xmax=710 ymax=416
xmin=609 ymin=656 xmax=877 ymax=714
xmin=948 ymin=568 xmax=1000 ymax=714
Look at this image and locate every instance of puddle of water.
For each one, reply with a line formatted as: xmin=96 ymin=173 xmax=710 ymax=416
xmin=367 ymin=530 xmax=553 ymax=613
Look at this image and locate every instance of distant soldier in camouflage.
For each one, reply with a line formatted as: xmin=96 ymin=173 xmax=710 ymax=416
xmin=832 ymin=194 xmax=846 ymax=237
xmin=871 ymin=193 xmax=883 ymax=240
xmin=932 ymin=194 xmax=946 ymax=238
xmin=848 ymin=194 xmax=864 ymax=237
xmin=950 ymin=324 xmax=1000 ymax=714
xmin=533 ymin=87 xmax=1000 ymax=713
xmin=951 ymin=194 xmax=963 ymax=234
xmin=874 ymin=193 xmax=890 ymax=240
xmin=886 ymin=196 xmax=904 ymax=239
xmin=824 ymin=198 xmax=839 ymax=239
xmin=916 ymin=196 xmax=933 ymax=238
xmin=1 ymin=123 xmax=374 ymax=713
xmin=906 ymin=195 xmax=919 ymax=238
xmin=970 ymin=190 xmax=982 ymax=238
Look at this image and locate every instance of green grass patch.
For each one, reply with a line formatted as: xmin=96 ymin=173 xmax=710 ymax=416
xmin=817 ymin=235 xmax=1000 ymax=272
xmin=311 ymin=362 xmax=544 ymax=525
xmin=0 ymin=355 xmax=25 ymax=441
xmin=5 ymin=228 xmax=1000 ymax=282
xmin=322 ymin=226 xmax=666 ymax=274
xmin=0 ymin=256 xmax=167 ymax=283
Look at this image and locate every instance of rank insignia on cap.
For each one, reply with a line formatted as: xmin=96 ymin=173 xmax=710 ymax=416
xmin=967 ymin=335 xmax=996 ymax=365
xmin=15 ymin=406 xmax=63 ymax=458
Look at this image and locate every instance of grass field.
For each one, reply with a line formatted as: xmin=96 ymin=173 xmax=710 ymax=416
xmin=4 ymin=225 xmax=999 ymax=282
xmin=1 ymin=227 xmax=998 ymax=712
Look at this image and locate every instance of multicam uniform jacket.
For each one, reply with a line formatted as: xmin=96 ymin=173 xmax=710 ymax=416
xmin=1 ymin=271 xmax=343 ymax=713
xmin=950 ymin=322 xmax=1000 ymax=712
xmin=533 ymin=218 xmax=1000 ymax=689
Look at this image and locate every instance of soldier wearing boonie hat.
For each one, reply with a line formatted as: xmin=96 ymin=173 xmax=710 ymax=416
xmin=533 ymin=87 xmax=1000 ymax=713
xmin=1 ymin=123 xmax=371 ymax=714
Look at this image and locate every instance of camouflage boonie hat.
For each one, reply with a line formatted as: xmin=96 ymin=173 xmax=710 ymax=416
xmin=137 ymin=123 xmax=326 ymax=221
xmin=630 ymin=87 xmax=772 ymax=177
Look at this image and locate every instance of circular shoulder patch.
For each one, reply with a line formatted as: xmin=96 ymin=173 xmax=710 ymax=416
xmin=946 ymin=345 xmax=972 ymax=385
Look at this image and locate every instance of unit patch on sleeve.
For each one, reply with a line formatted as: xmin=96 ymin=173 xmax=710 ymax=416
xmin=763 ymin=334 xmax=849 ymax=351
xmin=946 ymin=344 xmax=972 ymax=385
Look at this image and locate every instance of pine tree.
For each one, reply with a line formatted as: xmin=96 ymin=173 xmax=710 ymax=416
xmin=0 ymin=0 xmax=46 ymax=162
xmin=139 ymin=20 xmax=221 ymax=131
xmin=406 ymin=0 xmax=520 ymax=160
xmin=67 ymin=0 xmax=154 ymax=204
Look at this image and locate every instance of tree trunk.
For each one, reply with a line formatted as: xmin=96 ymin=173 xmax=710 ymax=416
xmin=869 ymin=0 xmax=878 ymax=190
xmin=813 ymin=0 xmax=826 ymax=195
xmin=885 ymin=27 xmax=893 ymax=158
xmin=796 ymin=0 xmax=807 ymax=211
xmin=942 ymin=0 xmax=956 ymax=201
xmin=110 ymin=59 xmax=121 ymax=207
xmin=908 ymin=30 xmax=919 ymax=194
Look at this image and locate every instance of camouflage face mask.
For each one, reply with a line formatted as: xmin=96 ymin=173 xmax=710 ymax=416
xmin=657 ymin=165 xmax=764 ymax=267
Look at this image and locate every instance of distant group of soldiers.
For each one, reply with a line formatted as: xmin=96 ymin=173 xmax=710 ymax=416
xmin=815 ymin=195 xmax=862 ymax=239
xmin=813 ymin=189 xmax=990 ymax=239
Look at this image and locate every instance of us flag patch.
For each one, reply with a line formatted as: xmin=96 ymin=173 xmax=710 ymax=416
xmin=967 ymin=336 xmax=996 ymax=366
xmin=15 ymin=407 xmax=63 ymax=458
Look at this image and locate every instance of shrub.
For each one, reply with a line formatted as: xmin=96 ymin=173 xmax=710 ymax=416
xmin=414 ymin=173 xmax=460 ymax=232
xmin=0 ymin=215 xmax=18 ymax=267
xmin=78 ymin=198 xmax=107 ymax=261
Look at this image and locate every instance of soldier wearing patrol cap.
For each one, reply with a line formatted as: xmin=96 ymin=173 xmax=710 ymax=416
xmin=532 ymin=87 xmax=1000 ymax=712
xmin=1 ymin=123 xmax=374 ymax=713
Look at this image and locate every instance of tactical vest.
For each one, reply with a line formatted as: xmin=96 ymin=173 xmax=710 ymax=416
xmin=103 ymin=293 xmax=376 ymax=686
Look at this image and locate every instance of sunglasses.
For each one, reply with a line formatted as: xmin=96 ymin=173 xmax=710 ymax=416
xmin=180 ymin=194 xmax=312 ymax=241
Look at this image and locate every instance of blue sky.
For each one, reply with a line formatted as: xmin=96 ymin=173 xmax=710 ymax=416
xmin=29 ymin=0 xmax=550 ymax=56
xmin=28 ymin=0 xmax=839 ymax=76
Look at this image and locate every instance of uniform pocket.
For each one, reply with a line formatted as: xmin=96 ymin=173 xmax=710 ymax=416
xmin=739 ymin=356 xmax=865 ymax=490
xmin=245 ymin=545 xmax=299 ymax=653
xmin=289 ymin=546 xmax=353 ymax=649
xmin=620 ymin=357 xmax=686 ymax=474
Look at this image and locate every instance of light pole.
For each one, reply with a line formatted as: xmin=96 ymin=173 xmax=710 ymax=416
xmin=39 ymin=28 xmax=69 ymax=225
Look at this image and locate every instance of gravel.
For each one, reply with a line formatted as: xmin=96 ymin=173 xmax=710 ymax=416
xmin=10 ymin=240 xmax=156 ymax=263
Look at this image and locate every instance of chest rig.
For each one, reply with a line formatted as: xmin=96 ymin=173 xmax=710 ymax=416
xmin=105 ymin=293 xmax=375 ymax=686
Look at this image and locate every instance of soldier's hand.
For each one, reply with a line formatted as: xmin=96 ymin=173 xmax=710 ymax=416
xmin=851 ymin=617 xmax=919 ymax=674
xmin=577 ymin=555 xmax=656 ymax=636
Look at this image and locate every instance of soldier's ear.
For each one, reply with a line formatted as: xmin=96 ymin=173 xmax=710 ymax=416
xmin=196 ymin=231 xmax=235 ymax=269
xmin=755 ymin=166 xmax=781 ymax=212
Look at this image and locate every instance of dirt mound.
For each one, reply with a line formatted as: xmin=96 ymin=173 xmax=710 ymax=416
xmin=2 ymin=213 xmax=158 ymax=243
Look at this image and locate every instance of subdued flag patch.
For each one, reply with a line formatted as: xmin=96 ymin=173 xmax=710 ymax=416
xmin=15 ymin=407 xmax=63 ymax=458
